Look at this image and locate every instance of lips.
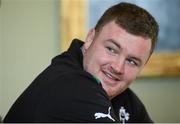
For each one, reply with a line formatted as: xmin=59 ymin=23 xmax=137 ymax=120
xmin=105 ymin=72 xmax=117 ymax=81
xmin=103 ymin=71 xmax=120 ymax=82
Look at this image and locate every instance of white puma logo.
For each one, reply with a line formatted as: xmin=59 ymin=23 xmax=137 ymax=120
xmin=94 ymin=107 xmax=115 ymax=121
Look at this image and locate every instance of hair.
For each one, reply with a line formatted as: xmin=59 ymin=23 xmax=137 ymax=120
xmin=95 ymin=2 xmax=159 ymax=55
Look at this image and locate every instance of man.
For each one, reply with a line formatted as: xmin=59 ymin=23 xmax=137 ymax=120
xmin=3 ymin=2 xmax=159 ymax=123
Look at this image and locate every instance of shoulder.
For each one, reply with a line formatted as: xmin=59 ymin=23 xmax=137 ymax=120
xmin=112 ymin=88 xmax=142 ymax=106
xmin=51 ymin=71 xmax=108 ymax=100
xmin=34 ymin=71 xmax=117 ymax=122
xmin=38 ymin=69 xmax=109 ymax=101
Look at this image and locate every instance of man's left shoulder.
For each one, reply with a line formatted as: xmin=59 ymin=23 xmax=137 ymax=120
xmin=111 ymin=88 xmax=153 ymax=123
xmin=112 ymin=88 xmax=141 ymax=104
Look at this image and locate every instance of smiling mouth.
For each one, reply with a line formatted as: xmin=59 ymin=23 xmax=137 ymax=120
xmin=104 ymin=71 xmax=120 ymax=81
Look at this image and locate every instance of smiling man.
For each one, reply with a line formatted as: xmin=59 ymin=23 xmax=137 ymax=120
xmin=4 ymin=2 xmax=159 ymax=123
xmin=82 ymin=21 xmax=152 ymax=99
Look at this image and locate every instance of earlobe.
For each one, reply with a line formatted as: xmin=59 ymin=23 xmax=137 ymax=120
xmin=84 ymin=29 xmax=95 ymax=50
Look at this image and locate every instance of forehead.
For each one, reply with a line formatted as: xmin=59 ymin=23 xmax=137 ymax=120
xmin=99 ymin=21 xmax=143 ymax=38
xmin=98 ymin=21 xmax=151 ymax=46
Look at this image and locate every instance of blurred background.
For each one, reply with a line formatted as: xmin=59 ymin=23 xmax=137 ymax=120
xmin=0 ymin=0 xmax=180 ymax=122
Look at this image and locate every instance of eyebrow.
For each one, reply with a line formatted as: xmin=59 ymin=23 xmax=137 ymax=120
xmin=107 ymin=39 xmax=121 ymax=49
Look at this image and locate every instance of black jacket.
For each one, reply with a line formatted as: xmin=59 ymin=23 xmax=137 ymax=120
xmin=3 ymin=39 xmax=153 ymax=123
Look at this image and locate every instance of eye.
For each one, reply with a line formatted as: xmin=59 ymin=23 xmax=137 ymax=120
xmin=106 ymin=47 xmax=116 ymax=54
xmin=127 ymin=59 xmax=138 ymax=66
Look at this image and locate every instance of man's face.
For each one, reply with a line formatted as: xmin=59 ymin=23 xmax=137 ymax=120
xmin=83 ymin=21 xmax=151 ymax=99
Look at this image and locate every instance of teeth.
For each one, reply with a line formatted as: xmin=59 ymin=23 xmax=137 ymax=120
xmin=106 ymin=73 xmax=115 ymax=80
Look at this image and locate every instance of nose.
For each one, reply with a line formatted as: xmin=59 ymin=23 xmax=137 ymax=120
xmin=110 ymin=59 xmax=125 ymax=74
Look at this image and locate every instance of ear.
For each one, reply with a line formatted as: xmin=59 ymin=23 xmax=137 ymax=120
xmin=83 ymin=29 xmax=95 ymax=50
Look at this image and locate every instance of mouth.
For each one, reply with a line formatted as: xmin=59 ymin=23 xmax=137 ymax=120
xmin=103 ymin=71 xmax=120 ymax=82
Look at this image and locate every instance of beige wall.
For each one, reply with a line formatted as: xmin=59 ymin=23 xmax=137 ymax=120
xmin=0 ymin=2 xmax=3 ymax=120
xmin=0 ymin=0 xmax=60 ymax=119
xmin=0 ymin=0 xmax=180 ymax=123
xmin=131 ymin=78 xmax=180 ymax=123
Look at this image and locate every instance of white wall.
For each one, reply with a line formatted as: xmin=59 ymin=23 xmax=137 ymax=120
xmin=0 ymin=0 xmax=60 ymax=119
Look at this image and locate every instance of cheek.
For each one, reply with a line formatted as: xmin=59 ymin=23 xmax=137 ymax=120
xmin=124 ymin=68 xmax=139 ymax=82
xmin=83 ymin=50 xmax=104 ymax=72
xmin=98 ymin=56 xmax=111 ymax=66
xmin=90 ymin=48 xmax=110 ymax=66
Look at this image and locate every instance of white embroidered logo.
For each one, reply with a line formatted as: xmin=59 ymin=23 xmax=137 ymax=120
xmin=119 ymin=106 xmax=130 ymax=124
xmin=94 ymin=107 xmax=115 ymax=121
